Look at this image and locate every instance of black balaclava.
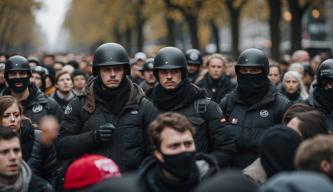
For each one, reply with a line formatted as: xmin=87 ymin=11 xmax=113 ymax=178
xmin=314 ymin=85 xmax=333 ymax=112
xmin=93 ymin=74 xmax=130 ymax=114
xmin=7 ymin=77 xmax=30 ymax=93
xmin=236 ymin=70 xmax=271 ymax=105
xmin=259 ymin=125 xmax=302 ymax=178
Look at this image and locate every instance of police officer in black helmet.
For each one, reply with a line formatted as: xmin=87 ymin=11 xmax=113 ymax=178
xmin=57 ymin=43 xmax=158 ymax=172
xmin=149 ymin=47 xmax=236 ymax=168
xmin=306 ymin=59 xmax=333 ymax=131
xmin=219 ymin=48 xmax=291 ymax=168
xmin=138 ymin=58 xmax=157 ymax=93
xmin=186 ymin=49 xmax=203 ymax=83
xmin=2 ymin=55 xmax=63 ymax=124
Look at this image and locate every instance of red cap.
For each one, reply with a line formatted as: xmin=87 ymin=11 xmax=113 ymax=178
xmin=63 ymin=154 xmax=121 ymax=190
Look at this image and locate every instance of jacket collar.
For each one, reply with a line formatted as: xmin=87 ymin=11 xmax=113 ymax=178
xmin=83 ymin=78 xmax=145 ymax=113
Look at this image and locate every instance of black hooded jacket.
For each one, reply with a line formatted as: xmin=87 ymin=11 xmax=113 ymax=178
xmin=219 ymin=85 xmax=291 ymax=168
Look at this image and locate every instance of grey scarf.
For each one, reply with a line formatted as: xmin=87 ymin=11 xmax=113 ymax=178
xmin=0 ymin=161 xmax=32 ymax=192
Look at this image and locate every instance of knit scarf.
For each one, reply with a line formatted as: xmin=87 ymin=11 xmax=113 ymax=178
xmin=93 ymin=76 xmax=130 ymax=114
xmin=152 ymin=80 xmax=197 ymax=111
xmin=0 ymin=161 xmax=31 ymax=192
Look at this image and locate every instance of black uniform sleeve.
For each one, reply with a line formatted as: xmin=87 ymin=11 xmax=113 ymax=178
xmin=56 ymin=98 xmax=96 ymax=160
xmin=206 ymin=101 xmax=237 ymax=168
xmin=47 ymin=97 xmax=64 ymax=123
xmin=141 ymin=98 xmax=159 ymax=156
xmin=27 ymin=130 xmax=58 ymax=189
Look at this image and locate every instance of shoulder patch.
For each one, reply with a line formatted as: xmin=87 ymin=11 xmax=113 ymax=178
xmin=64 ymin=105 xmax=72 ymax=115
xmin=259 ymin=109 xmax=269 ymax=118
xmin=32 ymin=104 xmax=43 ymax=113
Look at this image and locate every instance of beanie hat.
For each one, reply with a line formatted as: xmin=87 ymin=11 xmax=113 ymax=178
xmin=64 ymin=154 xmax=121 ymax=190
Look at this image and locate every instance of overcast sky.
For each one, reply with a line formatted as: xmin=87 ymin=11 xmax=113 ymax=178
xmin=35 ymin=0 xmax=71 ymax=47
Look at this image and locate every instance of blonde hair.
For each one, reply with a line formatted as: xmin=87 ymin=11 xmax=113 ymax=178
xmin=283 ymin=71 xmax=309 ymax=100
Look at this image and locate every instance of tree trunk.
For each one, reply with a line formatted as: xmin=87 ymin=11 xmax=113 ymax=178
xmin=225 ymin=0 xmax=240 ymax=59
xmin=136 ymin=17 xmax=144 ymax=51
xmin=268 ymin=0 xmax=281 ymax=61
xmin=287 ymin=0 xmax=311 ymax=53
xmin=125 ymin=26 xmax=132 ymax=54
xmin=136 ymin=0 xmax=145 ymax=51
xmin=185 ymin=15 xmax=200 ymax=49
xmin=166 ymin=17 xmax=176 ymax=46
xmin=210 ymin=19 xmax=221 ymax=53
xmin=113 ymin=25 xmax=122 ymax=45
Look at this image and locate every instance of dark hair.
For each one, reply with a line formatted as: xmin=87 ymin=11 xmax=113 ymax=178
xmin=55 ymin=71 xmax=72 ymax=84
xmin=149 ymin=112 xmax=194 ymax=150
xmin=294 ymin=110 xmax=329 ymax=139
xmin=54 ymin=61 xmax=65 ymax=66
xmin=283 ymin=103 xmax=314 ymax=124
xmin=0 ymin=126 xmax=19 ymax=141
xmin=67 ymin=60 xmax=79 ymax=69
xmin=71 ymin=70 xmax=87 ymax=81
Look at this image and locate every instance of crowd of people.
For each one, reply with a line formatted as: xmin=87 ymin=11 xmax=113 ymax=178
xmin=0 ymin=43 xmax=333 ymax=192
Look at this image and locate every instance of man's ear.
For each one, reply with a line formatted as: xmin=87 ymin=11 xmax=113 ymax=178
xmin=320 ymin=160 xmax=330 ymax=173
xmin=154 ymin=150 xmax=164 ymax=163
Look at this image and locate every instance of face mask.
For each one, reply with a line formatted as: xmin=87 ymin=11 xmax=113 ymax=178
xmin=7 ymin=77 xmax=30 ymax=93
xmin=160 ymin=151 xmax=197 ymax=180
xmin=237 ymin=73 xmax=270 ymax=105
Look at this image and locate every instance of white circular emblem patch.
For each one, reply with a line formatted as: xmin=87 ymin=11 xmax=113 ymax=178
xmin=148 ymin=63 xmax=154 ymax=69
xmin=259 ymin=109 xmax=269 ymax=118
xmin=64 ymin=105 xmax=72 ymax=115
xmin=190 ymin=53 xmax=199 ymax=61
xmin=32 ymin=104 xmax=43 ymax=113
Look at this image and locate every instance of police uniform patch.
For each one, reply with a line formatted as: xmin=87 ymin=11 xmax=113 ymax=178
xmin=64 ymin=105 xmax=72 ymax=115
xmin=190 ymin=53 xmax=199 ymax=61
xmin=259 ymin=109 xmax=269 ymax=118
xmin=32 ymin=104 xmax=43 ymax=113
xmin=148 ymin=63 xmax=154 ymax=69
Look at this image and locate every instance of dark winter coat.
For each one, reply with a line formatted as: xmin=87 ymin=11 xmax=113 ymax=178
xmin=85 ymin=153 xmax=219 ymax=192
xmin=56 ymin=81 xmax=158 ymax=172
xmin=20 ymin=119 xmax=58 ymax=188
xmin=151 ymin=84 xmax=237 ymax=168
xmin=28 ymin=174 xmax=55 ymax=192
xmin=50 ymin=91 xmax=76 ymax=111
xmin=2 ymin=84 xmax=63 ymax=124
xmin=219 ymin=86 xmax=291 ymax=168
xmin=196 ymin=74 xmax=234 ymax=103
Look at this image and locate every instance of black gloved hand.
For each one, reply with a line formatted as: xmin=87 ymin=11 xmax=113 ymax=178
xmin=94 ymin=123 xmax=116 ymax=143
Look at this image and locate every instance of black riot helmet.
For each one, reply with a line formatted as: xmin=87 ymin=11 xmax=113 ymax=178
xmin=92 ymin=42 xmax=130 ymax=76
xmin=27 ymin=56 xmax=40 ymax=66
xmin=185 ymin=49 xmax=203 ymax=65
xmin=317 ymin=59 xmax=333 ymax=88
xmin=139 ymin=58 xmax=154 ymax=72
xmin=236 ymin=48 xmax=269 ymax=76
xmin=153 ymin=47 xmax=187 ymax=79
xmin=5 ymin=55 xmax=31 ymax=78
